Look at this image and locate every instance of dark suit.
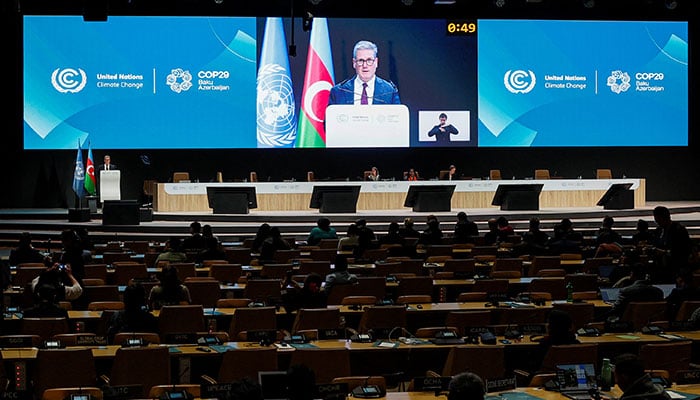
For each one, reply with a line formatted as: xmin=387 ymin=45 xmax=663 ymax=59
xmin=328 ymin=76 xmax=400 ymax=105
xmin=98 ymin=163 xmax=118 ymax=171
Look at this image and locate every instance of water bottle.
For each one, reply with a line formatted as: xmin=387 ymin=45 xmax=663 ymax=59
xmin=600 ymin=358 xmax=612 ymax=391
xmin=566 ymin=281 xmax=574 ymax=303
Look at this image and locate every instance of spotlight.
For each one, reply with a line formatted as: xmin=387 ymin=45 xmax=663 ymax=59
xmin=213 ymin=0 xmax=223 ymax=4
xmin=665 ymin=0 xmax=678 ymax=9
xmin=493 ymin=0 xmax=506 ymax=7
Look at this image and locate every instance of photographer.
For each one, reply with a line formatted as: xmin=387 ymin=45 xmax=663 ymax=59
xmin=23 ymin=263 xmax=82 ymax=318
xmin=30 ymin=263 xmax=83 ymax=302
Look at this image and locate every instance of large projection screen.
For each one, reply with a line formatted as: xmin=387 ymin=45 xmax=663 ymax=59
xmin=23 ymin=17 xmax=687 ymax=150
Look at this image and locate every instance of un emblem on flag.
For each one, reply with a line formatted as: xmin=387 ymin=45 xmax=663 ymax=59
xmin=256 ymin=64 xmax=297 ymax=147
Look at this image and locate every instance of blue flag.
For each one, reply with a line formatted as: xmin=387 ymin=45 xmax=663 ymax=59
xmin=72 ymin=141 xmax=85 ymax=198
xmin=256 ymin=17 xmax=297 ymax=148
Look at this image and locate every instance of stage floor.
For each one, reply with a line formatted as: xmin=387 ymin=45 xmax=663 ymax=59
xmin=2 ymin=201 xmax=700 ymax=244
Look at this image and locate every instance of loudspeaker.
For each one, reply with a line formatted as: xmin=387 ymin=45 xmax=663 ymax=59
xmin=139 ymin=208 xmax=153 ymax=222
xmin=68 ymin=208 xmax=91 ymax=222
xmin=103 ymin=200 xmax=140 ymax=225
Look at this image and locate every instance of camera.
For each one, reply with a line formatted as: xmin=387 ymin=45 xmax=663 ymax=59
xmin=57 ymin=264 xmax=67 ymax=271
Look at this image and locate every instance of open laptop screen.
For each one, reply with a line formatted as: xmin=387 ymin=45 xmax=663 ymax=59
xmin=556 ymin=364 xmax=597 ymax=391
xmin=599 ymin=288 xmax=620 ymax=303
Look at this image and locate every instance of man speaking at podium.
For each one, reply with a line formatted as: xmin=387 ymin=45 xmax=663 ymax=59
xmin=98 ymin=155 xmax=118 ymax=171
xmin=328 ymin=40 xmax=400 ymax=106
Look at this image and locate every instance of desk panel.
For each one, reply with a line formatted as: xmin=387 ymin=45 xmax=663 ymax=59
xmin=154 ymin=179 xmax=645 ymax=212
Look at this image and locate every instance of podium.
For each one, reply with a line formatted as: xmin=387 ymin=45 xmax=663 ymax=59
xmin=491 ymin=184 xmax=543 ymax=211
xmin=309 ymin=186 xmax=361 ymax=213
xmin=100 ymin=170 xmax=121 ymax=202
xmin=597 ymin=183 xmax=634 ymax=210
xmin=403 ymin=185 xmax=456 ymax=212
xmin=325 ymin=104 xmax=410 ymax=148
xmin=206 ymin=186 xmax=257 ymax=214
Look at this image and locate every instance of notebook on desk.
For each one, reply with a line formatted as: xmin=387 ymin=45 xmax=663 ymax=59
xmin=556 ymin=363 xmax=598 ymax=400
xmin=600 ymin=288 xmax=620 ymax=303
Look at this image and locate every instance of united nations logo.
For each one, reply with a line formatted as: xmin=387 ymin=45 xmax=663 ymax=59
xmin=51 ymin=68 xmax=87 ymax=93
xmin=606 ymin=70 xmax=631 ymax=94
xmin=166 ymin=68 xmax=193 ymax=93
xmin=504 ymin=70 xmax=536 ymax=94
xmin=74 ymin=161 xmax=85 ymax=179
xmin=256 ymin=64 xmax=296 ymax=147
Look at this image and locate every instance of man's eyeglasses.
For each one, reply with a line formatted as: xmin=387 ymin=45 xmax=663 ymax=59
xmin=354 ymin=58 xmax=376 ymax=66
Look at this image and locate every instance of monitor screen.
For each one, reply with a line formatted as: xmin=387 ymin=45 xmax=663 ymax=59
xmin=23 ymin=16 xmax=687 ymax=149
xmin=206 ymin=186 xmax=258 ymax=209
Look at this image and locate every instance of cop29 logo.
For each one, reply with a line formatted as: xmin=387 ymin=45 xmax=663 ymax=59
xmin=606 ymin=70 xmax=631 ymax=94
xmin=504 ymin=70 xmax=536 ymax=94
xmin=51 ymin=68 xmax=87 ymax=93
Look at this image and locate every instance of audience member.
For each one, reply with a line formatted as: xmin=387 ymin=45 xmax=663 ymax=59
xmin=418 ymin=215 xmax=443 ymax=245
xmin=259 ymin=226 xmax=291 ymax=264
xmin=202 ymin=224 xmax=220 ymax=248
xmin=496 ymin=216 xmax=515 ymax=242
xmin=594 ymin=215 xmax=623 ymax=257
xmin=354 ymin=219 xmax=377 ymax=257
xmin=613 ymin=353 xmax=671 ymax=400
xmin=453 ymin=211 xmax=479 ymax=244
xmin=519 ymin=217 xmax=550 ymax=256
xmin=9 ymin=232 xmax=46 ymax=266
xmin=632 ymin=219 xmax=654 ymax=247
xmin=148 ymin=266 xmax=192 ymax=310
xmin=282 ymin=273 xmax=327 ymax=313
xmin=324 ymin=254 xmax=358 ymax=294
xmin=307 ymin=217 xmax=338 ymax=246
xmin=31 ymin=263 xmax=83 ymax=303
xmin=398 ymin=217 xmax=420 ymax=239
xmin=549 ymin=218 xmax=583 ymax=255
xmin=75 ymin=227 xmax=95 ymax=255
xmin=182 ymin=221 xmax=207 ymax=252
xmin=22 ymin=281 xmax=69 ymax=318
xmin=665 ymin=269 xmax=700 ymax=320
xmin=56 ymin=229 xmax=88 ymax=282
xmin=447 ymin=372 xmax=485 ymax=400
xmin=338 ymin=223 xmax=361 ymax=251
xmin=652 ymin=205 xmax=692 ymax=283
xmin=378 ymin=222 xmax=405 ymax=246
xmin=107 ymin=283 xmax=158 ymax=344
xmin=606 ymin=263 xmax=664 ymax=320
xmin=196 ymin=236 xmax=227 ymax=263
xmin=156 ymin=237 xmax=188 ymax=264
xmin=252 ymin=223 xmax=272 ymax=253
xmin=483 ymin=218 xmax=500 ymax=246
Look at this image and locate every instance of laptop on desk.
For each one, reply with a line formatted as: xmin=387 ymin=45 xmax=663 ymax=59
xmin=556 ymin=363 xmax=598 ymax=400
xmin=600 ymin=288 xmax=620 ymax=304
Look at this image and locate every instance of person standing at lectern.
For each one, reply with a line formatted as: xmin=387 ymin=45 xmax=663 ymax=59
xmin=328 ymin=40 xmax=400 ymax=106
xmin=98 ymin=155 xmax=118 ymax=171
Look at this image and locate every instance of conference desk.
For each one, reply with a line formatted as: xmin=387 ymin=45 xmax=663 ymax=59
xmin=393 ymin=387 xmax=700 ymax=400
xmin=2 ymin=336 xmax=699 ymax=392
xmin=153 ymin=179 xmax=645 ymax=212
